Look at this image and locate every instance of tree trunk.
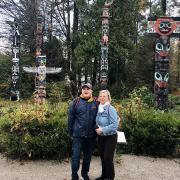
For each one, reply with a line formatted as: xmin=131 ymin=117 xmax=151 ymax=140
xmin=92 ymin=58 xmax=97 ymax=86
xmin=68 ymin=0 xmax=79 ymax=98
xmin=176 ymin=39 xmax=180 ymax=84
xmin=161 ymin=0 xmax=166 ymax=15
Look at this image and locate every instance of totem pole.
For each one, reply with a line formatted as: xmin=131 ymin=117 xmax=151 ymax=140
xmin=10 ymin=23 xmax=20 ymax=101
xmin=23 ymin=1 xmax=61 ymax=104
xmin=147 ymin=1 xmax=180 ymax=109
xmin=100 ymin=0 xmax=114 ymax=90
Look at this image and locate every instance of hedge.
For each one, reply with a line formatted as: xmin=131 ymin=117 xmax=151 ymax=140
xmin=0 ymin=102 xmax=71 ymax=160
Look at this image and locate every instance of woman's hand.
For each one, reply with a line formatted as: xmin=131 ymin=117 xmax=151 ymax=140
xmin=95 ymin=127 xmax=103 ymax=135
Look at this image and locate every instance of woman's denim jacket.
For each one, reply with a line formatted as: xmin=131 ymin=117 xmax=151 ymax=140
xmin=96 ymin=105 xmax=119 ymax=136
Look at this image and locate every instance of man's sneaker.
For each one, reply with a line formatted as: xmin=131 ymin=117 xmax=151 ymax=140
xmin=81 ymin=175 xmax=90 ymax=180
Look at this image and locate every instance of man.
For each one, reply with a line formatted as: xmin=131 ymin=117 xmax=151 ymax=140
xmin=68 ymin=83 xmax=98 ymax=180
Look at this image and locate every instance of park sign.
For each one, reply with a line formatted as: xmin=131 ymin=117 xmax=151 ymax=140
xmin=147 ymin=16 xmax=180 ymax=109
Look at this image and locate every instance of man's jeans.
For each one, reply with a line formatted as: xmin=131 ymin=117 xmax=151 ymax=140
xmin=71 ymin=137 xmax=96 ymax=180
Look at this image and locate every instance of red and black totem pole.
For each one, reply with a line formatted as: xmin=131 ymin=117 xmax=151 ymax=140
xmin=100 ymin=0 xmax=114 ymax=90
xmin=10 ymin=22 xmax=20 ymax=101
xmin=147 ymin=1 xmax=180 ymax=109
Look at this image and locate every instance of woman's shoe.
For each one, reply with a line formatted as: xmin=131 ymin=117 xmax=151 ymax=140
xmin=95 ymin=177 xmax=103 ymax=180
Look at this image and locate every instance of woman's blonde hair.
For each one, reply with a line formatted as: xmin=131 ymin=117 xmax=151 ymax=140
xmin=99 ymin=90 xmax=112 ymax=102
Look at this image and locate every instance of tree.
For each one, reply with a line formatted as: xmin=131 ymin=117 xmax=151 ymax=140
xmin=161 ymin=0 xmax=166 ymax=15
xmin=74 ymin=1 xmax=102 ymax=88
xmin=0 ymin=54 xmax=11 ymax=98
xmin=0 ymin=0 xmax=38 ymax=54
xmin=109 ymin=0 xmax=140 ymax=87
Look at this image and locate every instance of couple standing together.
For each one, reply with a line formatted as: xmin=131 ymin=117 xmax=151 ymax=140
xmin=68 ymin=83 xmax=119 ymax=180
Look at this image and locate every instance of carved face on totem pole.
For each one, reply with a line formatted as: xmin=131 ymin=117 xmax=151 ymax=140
xmin=12 ymin=63 xmax=19 ymax=85
xmin=155 ymin=18 xmax=176 ymax=36
xmin=155 ymin=36 xmax=170 ymax=57
xmin=12 ymin=47 xmax=20 ymax=59
xmin=37 ymin=23 xmax=43 ymax=34
xmin=159 ymin=21 xmax=171 ymax=33
xmin=101 ymin=46 xmax=108 ymax=61
xmin=154 ymin=35 xmax=170 ymax=96
xmin=104 ymin=0 xmax=114 ymax=7
xmin=13 ymin=25 xmax=20 ymax=47
xmin=36 ymin=56 xmax=46 ymax=83
xmin=154 ymin=72 xmax=169 ymax=89
xmin=100 ymin=70 xmax=108 ymax=90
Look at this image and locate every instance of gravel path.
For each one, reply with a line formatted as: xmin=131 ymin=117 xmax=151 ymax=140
xmin=0 ymin=153 xmax=180 ymax=180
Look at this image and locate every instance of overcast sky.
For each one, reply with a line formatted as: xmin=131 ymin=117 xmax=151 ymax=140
xmin=0 ymin=0 xmax=179 ymax=53
xmin=0 ymin=13 xmax=12 ymax=53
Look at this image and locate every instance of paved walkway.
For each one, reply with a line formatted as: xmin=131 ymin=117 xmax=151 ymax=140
xmin=0 ymin=154 xmax=180 ymax=180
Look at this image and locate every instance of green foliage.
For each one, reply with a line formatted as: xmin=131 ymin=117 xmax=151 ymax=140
xmin=169 ymin=94 xmax=180 ymax=107
xmin=129 ymin=86 xmax=154 ymax=106
xmin=135 ymin=35 xmax=154 ymax=87
xmin=121 ymin=98 xmax=180 ymax=156
xmin=1 ymin=91 xmax=180 ymax=159
xmin=45 ymin=37 xmax=65 ymax=83
xmin=46 ymin=81 xmax=71 ymax=102
xmin=74 ymin=2 xmax=101 ymax=81
xmin=109 ymin=83 xmax=129 ymax=99
xmin=109 ymin=0 xmax=139 ymax=88
xmin=0 ymin=54 xmax=11 ymax=99
xmin=0 ymin=102 xmax=71 ymax=160
xmin=109 ymin=88 xmax=180 ymax=157
xmin=16 ymin=55 xmax=35 ymax=98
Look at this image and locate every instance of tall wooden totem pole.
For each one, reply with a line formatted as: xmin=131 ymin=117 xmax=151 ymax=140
xmin=147 ymin=0 xmax=180 ymax=109
xmin=10 ymin=23 xmax=20 ymax=101
xmin=23 ymin=0 xmax=61 ymax=104
xmin=100 ymin=0 xmax=114 ymax=90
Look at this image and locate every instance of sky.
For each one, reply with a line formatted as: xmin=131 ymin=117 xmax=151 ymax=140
xmin=0 ymin=13 xmax=12 ymax=53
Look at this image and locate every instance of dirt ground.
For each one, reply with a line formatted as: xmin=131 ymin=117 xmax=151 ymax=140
xmin=0 ymin=153 xmax=180 ymax=180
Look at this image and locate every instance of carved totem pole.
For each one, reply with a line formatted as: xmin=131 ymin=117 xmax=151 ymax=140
xmin=147 ymin=1 xmax=180 ymax=109
xmin=10 ymin=23 xmax=20 ymax=101
xmin=100 ymin=0 xmax=114 ymax=90
xmin=23 ymin=1 xmax=61 ymax=104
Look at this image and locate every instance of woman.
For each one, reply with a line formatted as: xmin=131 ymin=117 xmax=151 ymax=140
xmin=95 ymin=90 xmax=119 ymax=180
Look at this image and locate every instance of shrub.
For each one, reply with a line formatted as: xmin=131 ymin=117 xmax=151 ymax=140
xmin=129 ymin=86 xmax=154 ymax=107
xmin=122 ymin=107 xmax=180 ymax=156
xmin=0 ymin=102 xmax=71 ymax=160
xmin=169 ymin=95 xmax=180 ymax=110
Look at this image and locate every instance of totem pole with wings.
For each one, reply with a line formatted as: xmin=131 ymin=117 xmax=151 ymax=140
xmin=23 ymin=0 xmax=61 ymax=104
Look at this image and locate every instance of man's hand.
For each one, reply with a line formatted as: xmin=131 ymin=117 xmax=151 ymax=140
xmin=95 ymin=127 xmax=103 ymax=135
